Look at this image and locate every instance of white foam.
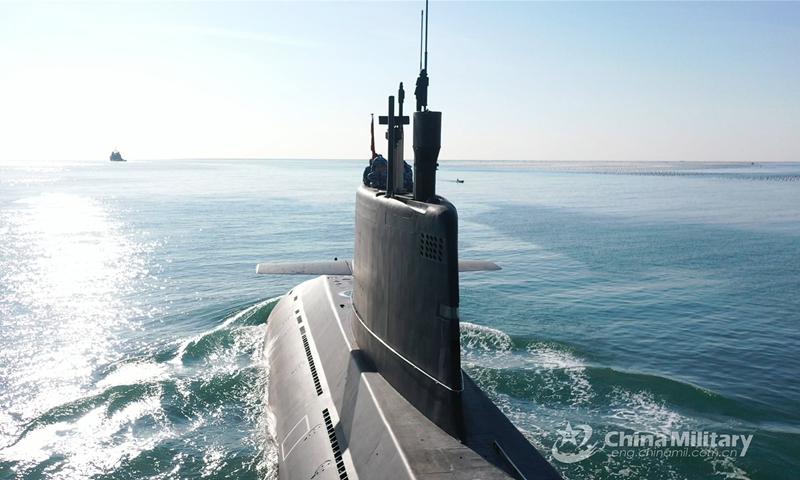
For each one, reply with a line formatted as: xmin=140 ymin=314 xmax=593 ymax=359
xmin=97 ymin=361 xmax=169 ymax=389
xmin=710 ymin=456 xmax=753 ymax=480
xmin=0 ymin=391 xmax=171 ymax=477
xmin=170 ymin=297 xmax=278 ymax=365
xmin=460 ymin=322 xmax=514 ymax=353
xmin=606 ymin=388 xmax=686 ymax=435
xmin=525 ymin=342 xmax=595 ymax=406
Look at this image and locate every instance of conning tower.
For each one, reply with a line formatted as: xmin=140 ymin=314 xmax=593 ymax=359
xmin=352 ymin=68 xmax=464 ymax=438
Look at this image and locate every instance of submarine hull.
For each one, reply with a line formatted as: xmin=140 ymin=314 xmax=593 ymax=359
xmin=265 ymin=274 xmax=562 ymax=480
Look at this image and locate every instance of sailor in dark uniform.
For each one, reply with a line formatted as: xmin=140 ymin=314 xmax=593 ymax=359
xmin=414 ymin=69 xmax=428 ymax=111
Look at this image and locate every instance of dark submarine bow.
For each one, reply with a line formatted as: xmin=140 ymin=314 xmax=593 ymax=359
xmin=255 ymin=5 xmax=562 ymax=479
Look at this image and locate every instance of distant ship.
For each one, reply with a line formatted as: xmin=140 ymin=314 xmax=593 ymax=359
xmin=110 ymin=149 xmax=126 ymax=162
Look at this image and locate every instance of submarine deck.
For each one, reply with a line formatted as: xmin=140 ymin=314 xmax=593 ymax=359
xmin=265 ymin=275 xmax=561 ymax=480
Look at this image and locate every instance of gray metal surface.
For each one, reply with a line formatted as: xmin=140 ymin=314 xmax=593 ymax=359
xmin=456 ymin=260 xmax=501 ymax=272
xmin=263 ymin=189 xmax=561 ymax=479
xmin=257 ymin=261 xmax=353 ymax=275
xmin=265 ymin=275 xmax=561 ymax=480
xmin=352 ymin=187 xmax=463 ymax=439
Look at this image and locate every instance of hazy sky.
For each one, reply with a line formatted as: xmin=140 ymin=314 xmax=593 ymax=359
xmin=1 ymin=1 xmax=798 ymax=162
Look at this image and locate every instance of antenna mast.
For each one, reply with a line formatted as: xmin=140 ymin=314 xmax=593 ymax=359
xmin=424 ymin=0 xmax=429 ymax=71
xmin=414 ymin=0 xmax=430 ymax=112
xmin=412 ymin=0 xmax=440 ymax=202
xmin=419 ymin=10 xmax=424 ymax=72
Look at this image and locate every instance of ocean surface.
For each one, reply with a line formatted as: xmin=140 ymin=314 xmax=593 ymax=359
xmin=1 ymin=159 xmax=798 ymax=480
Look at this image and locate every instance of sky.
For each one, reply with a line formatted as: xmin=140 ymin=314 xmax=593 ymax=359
xmin=0 ymin=1 xmax=798 ymax=163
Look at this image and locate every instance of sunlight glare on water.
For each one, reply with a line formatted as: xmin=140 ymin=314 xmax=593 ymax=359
xmin=0 ymin=192 xmax=146 ymax=470
xmin=1 ymin=160 xmax=798 ymax=479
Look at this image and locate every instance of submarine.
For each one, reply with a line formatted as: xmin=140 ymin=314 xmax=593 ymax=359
xmin=256 ymin=8 xmax=563 ymax=480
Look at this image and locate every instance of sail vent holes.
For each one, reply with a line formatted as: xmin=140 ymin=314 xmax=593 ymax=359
xmin=301 ymin=333 xmax=323 ymax=396
xmin=419 ymin=232 xmax=444 ymax=262
xmin=322 ymin=409 xmax=349 ymax=480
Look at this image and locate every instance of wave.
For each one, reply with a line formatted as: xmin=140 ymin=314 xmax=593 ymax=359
xmin=0 ymin=298 xmax=280 ymax=479
xmin=169 ymin=297 xmax=277 ymax=366
xmin=0 ymin=308 xmax=772 ymax=479
xmin=459 ymin=321 xmax=758 ymax=480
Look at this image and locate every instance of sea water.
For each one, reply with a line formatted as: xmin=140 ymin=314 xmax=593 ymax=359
xmin=1 ymin=159 xmax=798 ymax=479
